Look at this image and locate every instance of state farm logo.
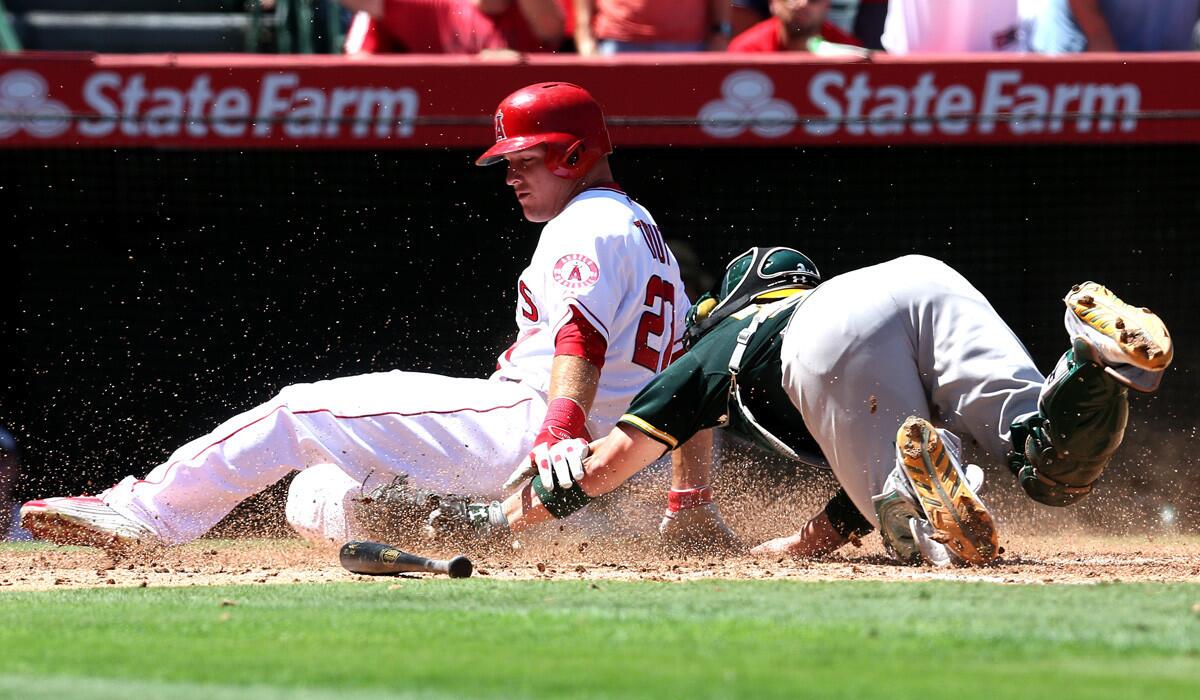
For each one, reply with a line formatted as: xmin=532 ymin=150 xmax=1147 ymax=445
xmin=77 ymin=72 xmax=420 ymax=139
xmin=803 ymin=70 xmax=1141 ymax=136
xmin=1 ymin=70 xmax=421 ymax=141
xmin=698 ymin=70 xmax=797 ymax=139
xmin=695 ymin=68 xmax=1142 ymax=140
xmin=0 ymin=70 xmax=71 ymax=139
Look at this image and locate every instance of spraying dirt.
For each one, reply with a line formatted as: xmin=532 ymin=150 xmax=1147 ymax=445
xmin=6 ymin=447 xmax=1197 ymax=591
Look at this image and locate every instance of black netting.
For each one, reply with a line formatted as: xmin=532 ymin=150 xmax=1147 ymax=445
xmin=3 ymin=146 xmax=1197 ymax=525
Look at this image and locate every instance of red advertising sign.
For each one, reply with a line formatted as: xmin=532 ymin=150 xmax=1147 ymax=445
xmin=1 ymin=52 xmax=1198 ymax=148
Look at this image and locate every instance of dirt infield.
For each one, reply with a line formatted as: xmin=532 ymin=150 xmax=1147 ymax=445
xmin=7 ymin=456 xmax=1200 ymax=590
xmin=3 ymin=531 xmax=1197 ymax=591
xmin=7 ymin=449 xmax=1198 ymax=590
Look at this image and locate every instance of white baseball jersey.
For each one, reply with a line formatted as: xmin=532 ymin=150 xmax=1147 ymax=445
xmin=494 ymin=186 xmax=691 ymax=436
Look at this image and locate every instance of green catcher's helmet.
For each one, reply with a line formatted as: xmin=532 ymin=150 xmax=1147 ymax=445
xmin=684 ymin=246 xmax=821 ymax=347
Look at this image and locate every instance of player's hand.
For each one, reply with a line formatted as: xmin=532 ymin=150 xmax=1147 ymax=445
xmin=424 ymin=500 xmax=509 ymax=542
xmin=500 ymin=436 xmax=586 ymax=491
xmin=502 ymin=438 xmax=589 ymax=491
xmin=659 ymin=499 xmax=742 ymax=554
xmin=748 ymin=530 xmax=858 ymax=559
xmin=749 ymin=511 xmax=850 ymax=559
xmin=543 ymin=438 xmax=588 ymax=489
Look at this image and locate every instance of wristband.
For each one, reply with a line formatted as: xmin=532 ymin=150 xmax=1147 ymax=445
xmin=536 ymin=397 xmax=588 ymax=445
xmin=531 ymin=474 xmax=593 ymax=519
xmin=667 ymin=485 xmax=713 ymax=512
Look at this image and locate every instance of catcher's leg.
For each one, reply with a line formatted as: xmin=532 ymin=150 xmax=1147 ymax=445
xmin=778 ymin=257 xmax=1014 ymax=565
xmin=780 ymin=256 xmax=958 ymax=529
xmin=1062 ymin=281 xmax=1172 ymax=392
xmin=1008 ymin=282 xmax=1172 ymax=506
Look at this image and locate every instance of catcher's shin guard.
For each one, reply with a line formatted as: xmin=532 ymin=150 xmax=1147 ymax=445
xmin=1010 ymin=283 xmax=1169 ymax=507
xmin=895 ymin=417 xmax=999 ymax=565
xmin=1010 ymin=339 xmax=1131 ymax=507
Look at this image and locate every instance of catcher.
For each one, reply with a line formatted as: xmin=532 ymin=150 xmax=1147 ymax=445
xmin=439 ymin=248 xmax=1172 ymax=565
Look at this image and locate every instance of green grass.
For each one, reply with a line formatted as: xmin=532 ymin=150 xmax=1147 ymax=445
xmin=0 ymin=580 xmax=1197 ymax=699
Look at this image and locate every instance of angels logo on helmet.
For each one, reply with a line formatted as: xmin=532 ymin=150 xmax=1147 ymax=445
xmin=494 ymin=111 xmax=507 ymax=141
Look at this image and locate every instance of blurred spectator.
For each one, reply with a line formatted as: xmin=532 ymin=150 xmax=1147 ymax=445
xmin=732 ymin=0 xmax=862 ymax=34
xmin=824 ymin=0 xmax=861 ymax=31
xmin=573 ymin=0 xmax=731 ymax=55
xmin=852 ymin=0 xmax=888 ymax=49
xmin=0 ymin=427 xmax=19 ymax=540
xmin=881 ymin=0 xmax=1027 ymax=53
xmin=341 ymin=0 xmax=564 ymax=54
xmin=733 ymin=0 xmax=884 ymax=48
xmin=731 ymin=0 xmax=770 ymax=35
xmin=728 ymin=0 xmax=862 ymax=52
xmin=556 ymin=0 xmax=577 ymax=41
xmin=1032 ymin=0 xmax=1200 ymax=52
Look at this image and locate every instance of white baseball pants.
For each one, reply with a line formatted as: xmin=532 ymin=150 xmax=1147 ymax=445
xmin=101 ymin=371 xmax=546 ymax=544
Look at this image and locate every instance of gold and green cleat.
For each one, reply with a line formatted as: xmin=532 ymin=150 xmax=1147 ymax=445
xmin=896 ymin=417 xmax=999 ymax=566
xmin=1064 ymin=282 xmax=1172 ymax=392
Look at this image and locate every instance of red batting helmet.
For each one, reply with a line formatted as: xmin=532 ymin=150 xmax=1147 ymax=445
xmin=476 ymin=82 xmax=613 ymax=179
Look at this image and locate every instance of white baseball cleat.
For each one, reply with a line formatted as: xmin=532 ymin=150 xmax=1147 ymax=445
xmin=1063 ymin=281 xmax=1172 ymax=392
xmin=20 ymin=496 xmax=158 ymax=550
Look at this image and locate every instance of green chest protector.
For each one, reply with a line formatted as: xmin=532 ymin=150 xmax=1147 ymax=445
xmin=722 ymin=294 xmax=829 ymax=470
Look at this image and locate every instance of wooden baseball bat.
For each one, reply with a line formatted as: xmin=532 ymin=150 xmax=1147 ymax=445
xmin=339 ymin=541 xmax=473 ymax=578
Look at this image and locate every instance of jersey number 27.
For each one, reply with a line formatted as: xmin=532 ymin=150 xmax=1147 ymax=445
xmin=632 ymin=275 xmax=676 ymax=372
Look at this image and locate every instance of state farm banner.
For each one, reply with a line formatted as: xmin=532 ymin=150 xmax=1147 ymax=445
xmin=2 ymin=52 xmax=1199 ymax=149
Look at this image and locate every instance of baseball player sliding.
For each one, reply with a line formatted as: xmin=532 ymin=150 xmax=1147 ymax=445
xmin=20 ymin=82 xmax=736 ymax=552
xmin=441 ymin=248 xmax=1172 ymax=566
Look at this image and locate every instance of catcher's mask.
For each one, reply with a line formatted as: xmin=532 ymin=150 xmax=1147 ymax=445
xmin=683 ymin=246 xmax=821 ymax=348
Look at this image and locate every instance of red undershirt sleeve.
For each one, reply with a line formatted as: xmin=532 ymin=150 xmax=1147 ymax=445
xmin=554 ymin=306 xmax=608 ymax=370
